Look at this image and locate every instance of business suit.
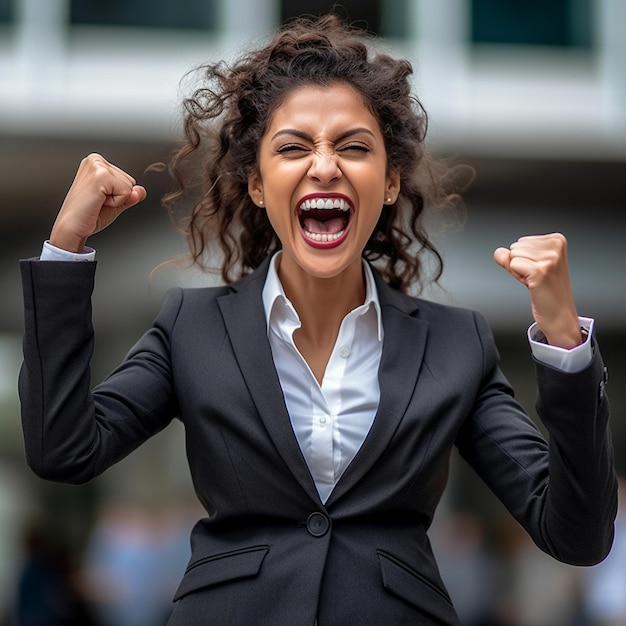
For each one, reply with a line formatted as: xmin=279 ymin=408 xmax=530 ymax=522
xmin=19 ymin=256 xmax=616 ymax=625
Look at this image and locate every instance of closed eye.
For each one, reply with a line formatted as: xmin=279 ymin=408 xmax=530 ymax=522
xmin=338 ymin=143 xmax=371 ymax=154
xmin=276 ymin=143 xmax=309 ymax=154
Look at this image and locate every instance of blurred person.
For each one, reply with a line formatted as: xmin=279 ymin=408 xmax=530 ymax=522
xmin=494 ymin=520 xmax=586 ymax=626
xmin=13 ymin=522 xmax=95 ymax=626
xmin=0 ymin=458 xmax=34 ymax=623
xmin=583 ymin=475 xmax=626 ymax=626
xmin=430 ymin=512 xmax=498 ymax=625
xmin=81 ymin=501 xmax=191 ymax=626
xmin=17 ymin=15 xmax=617 ymax=625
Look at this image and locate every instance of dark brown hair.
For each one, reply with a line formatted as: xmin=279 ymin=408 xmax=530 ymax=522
xmin=163 ymin=14 xmax=466 ymax=292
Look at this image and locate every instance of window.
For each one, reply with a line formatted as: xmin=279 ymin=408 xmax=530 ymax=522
xmin=0 ymin=0 xmax=13 ymax=22
xmin=471 ymin=0 xmax=593 ymax=48
xmin=70 ymin=0 xmax=217 ymax=31
xmin=280 ymin=0 xmax=409 ymax=38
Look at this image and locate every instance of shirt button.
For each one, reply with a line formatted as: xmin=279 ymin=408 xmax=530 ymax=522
xmin=319 ymin=415 xmax=328 ymax=425
xmin=339 ymin=345 xmax=350 ymax=358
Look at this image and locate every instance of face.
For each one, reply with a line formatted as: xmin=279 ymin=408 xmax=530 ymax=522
xmin=248 ymin=83 xmax=399 ymax=285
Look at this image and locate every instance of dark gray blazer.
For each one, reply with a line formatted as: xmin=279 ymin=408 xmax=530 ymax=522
xmin=19 ymin=257 xmax=617 ymax=625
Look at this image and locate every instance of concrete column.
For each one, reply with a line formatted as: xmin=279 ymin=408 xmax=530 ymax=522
xmin=15 ymin=0 xmax=69 ymax=85
xmin=598 ymin=0 xmax=626 ymax=135
xmin=218 ymin=0 xmax=278 ymax=53
xmin=408 ymin=0 xmax=471 ymax=132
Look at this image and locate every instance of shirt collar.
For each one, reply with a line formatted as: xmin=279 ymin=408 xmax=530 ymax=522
xmin=262 ymin=251 xmax=383 ymax=342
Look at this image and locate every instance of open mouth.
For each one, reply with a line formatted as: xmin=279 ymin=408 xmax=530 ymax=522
xmin=297 ymin=196 xmax=353 ymax=247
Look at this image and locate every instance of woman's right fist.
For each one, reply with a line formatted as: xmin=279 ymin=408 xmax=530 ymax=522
xmin=50 ymin=153 xmax=147 ymax=253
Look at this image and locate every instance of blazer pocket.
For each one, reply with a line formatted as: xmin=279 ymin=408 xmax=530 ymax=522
xmin=377 ymin=549 xmax=456 ymax=624
xmin=173 ymin=545 xmax=270 ymax=601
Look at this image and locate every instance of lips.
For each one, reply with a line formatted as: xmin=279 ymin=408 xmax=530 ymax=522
xmin=297 ymin=195 xmax=353 ymax=248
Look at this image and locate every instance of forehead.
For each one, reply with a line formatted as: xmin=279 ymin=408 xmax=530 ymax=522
xmin=264 ymin=83 xmax=381 ymax=136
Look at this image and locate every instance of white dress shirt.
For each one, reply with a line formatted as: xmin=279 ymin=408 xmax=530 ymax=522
xmin=40 ymin=242 xmax=594 ymax=504
xmin=262 ymin=252 xmax=383 ymax=503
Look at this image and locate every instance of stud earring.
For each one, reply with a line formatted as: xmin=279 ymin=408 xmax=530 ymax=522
xmin=259 ymin=198 xmax=264 ymax=206
xmin=386 ymin=197 xmax=392 ymax=203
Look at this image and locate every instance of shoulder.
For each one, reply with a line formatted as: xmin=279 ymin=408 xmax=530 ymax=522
xmin=157 ymin=263 xmax=268 ymax=326
xmin=377 ymin=277 xmax=486 ymax=329
xmin=371 ymin=264 xmax=478 ymax=321
xmin=417 ymin=297 xmax=489 ymax=331
xmin=413 ymin=296 xmax=494 ymax=347
xmin=157 ymin=283 xmax=234 ymax=325
xmin=169 ymin=283 xmax=234 ymax=306
xmin=413 ymin=295 xmax=475 ymax=319
xmin=376 ymin=279 xmax=497 ymax=361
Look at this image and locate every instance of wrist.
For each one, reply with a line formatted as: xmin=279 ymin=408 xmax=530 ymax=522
xmin=49 ymin=231 xmax=88 ymax=254
xmin=541 ymin=324 xmax=585 ymax=349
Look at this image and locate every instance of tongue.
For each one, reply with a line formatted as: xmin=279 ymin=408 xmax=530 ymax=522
xmin=303 ymin=216 xmax=345 ymax=234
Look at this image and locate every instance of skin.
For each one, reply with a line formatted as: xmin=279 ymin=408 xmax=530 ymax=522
xmin=248 ymin=83 xmax=400 ymax=381
xmin=49 ymin=85 xmax=583 ymax=384
xmin=494 ymin=235 xmax=583 ymax=349
xmin=50 ymin=154 xmax=146 ymax=253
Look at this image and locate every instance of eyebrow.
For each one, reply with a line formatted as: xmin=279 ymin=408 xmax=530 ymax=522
xmin=270 ymin=127 xmax=377 ymax=143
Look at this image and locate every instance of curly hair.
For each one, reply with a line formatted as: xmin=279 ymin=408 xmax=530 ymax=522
xmin=162 ymin=13 xmax=466 ymax=292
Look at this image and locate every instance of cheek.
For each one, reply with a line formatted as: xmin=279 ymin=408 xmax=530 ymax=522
xmin=260 ymin=168 xmax=298 ymax=204
xmin=264 ymin=205 xmax=295 ymax=241
xmin=364 ymin=207 xmax=384 ymax=232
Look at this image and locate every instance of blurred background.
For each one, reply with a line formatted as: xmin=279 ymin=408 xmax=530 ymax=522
xmin=1 ymin=0 xmax=624 ymax=624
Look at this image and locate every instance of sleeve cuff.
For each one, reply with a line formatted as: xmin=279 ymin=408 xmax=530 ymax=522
xmin=528 ymin=317 xmax=594 ymax=373
xmin=41 ymin=241 xmax=96 ymax=262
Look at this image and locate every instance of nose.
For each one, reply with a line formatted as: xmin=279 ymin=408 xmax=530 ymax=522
xmin=307 ymin=150 xmax=342 ymax=185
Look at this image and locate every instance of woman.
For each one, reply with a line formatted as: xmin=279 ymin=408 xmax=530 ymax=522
xmin=19 ymin=15 xmax=616 ymax=625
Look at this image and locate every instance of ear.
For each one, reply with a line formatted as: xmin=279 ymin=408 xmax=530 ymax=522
xmin=385 ymin=169 xmax=400 ymax=204
xmin=248 ymin=172 xmax=264 ymax=207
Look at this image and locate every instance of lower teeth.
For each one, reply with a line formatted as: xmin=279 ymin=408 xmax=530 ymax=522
xmin=305 ymin=230 xmax=345 ymax=242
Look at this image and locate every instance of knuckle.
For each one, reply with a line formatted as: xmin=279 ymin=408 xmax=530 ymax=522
xmin=83 ymin=152 xmax=103 ymax=166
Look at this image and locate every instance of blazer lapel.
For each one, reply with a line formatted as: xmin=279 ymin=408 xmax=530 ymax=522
xmin=217 ymin=260 xmax=429 ymax=507
xmin=216 ymin=260 xmax=320 ymax=500
xmin=327 ymin=272 xmax=429 ymax=506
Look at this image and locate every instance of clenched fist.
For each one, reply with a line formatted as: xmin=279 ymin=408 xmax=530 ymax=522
xmin=50 ymin=153 xmax=147 ymax=253
xmin=494 ymin=233 xmax=583 ymax=349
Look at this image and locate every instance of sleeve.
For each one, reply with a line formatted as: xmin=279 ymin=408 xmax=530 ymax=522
xmin=40 ymin=240 xmax=96 ymax=261
xmin=456 ymin=312 xmax=617 ymax=566
xmin=528 ymin=317 xmax=594 ymax=373
xmin=18 ymin=258 xmax=180 ymax=484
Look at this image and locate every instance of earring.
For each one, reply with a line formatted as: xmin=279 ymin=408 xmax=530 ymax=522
xmin=259 ymin=198 xmax=264 ymax=206
xmin=386 ymin=197 xmax=392 ymax=203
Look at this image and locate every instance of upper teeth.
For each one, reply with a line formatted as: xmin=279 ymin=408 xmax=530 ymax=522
xmin=300 ymin=198 xmax=350 ymax=211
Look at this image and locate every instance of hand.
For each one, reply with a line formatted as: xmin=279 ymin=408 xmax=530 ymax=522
xmin=494 ymin=233 xmax=583 ymax=348
xmin=49 ymin=153 xmax=147 ymax=253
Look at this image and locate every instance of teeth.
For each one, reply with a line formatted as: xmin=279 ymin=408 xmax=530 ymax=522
xmin=300 ymin=198 xmax=350 ymax=212
xmin=304 ymin=230 xmax=345 ymax=242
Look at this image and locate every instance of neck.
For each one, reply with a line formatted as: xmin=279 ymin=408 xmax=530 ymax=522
xmin=278 ymin=260 xmax=366 ymax=346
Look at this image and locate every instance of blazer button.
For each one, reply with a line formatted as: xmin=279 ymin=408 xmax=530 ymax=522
xmin=307 ymin=512 xmax=330 ymax=537
xmin=600 ymin=366 xmax=609 ymax=401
